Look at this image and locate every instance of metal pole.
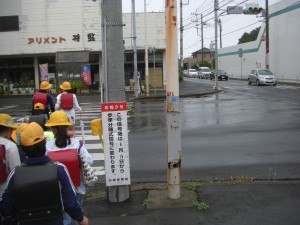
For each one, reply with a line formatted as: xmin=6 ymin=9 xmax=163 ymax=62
xmin=166 ymin=0 xmax=181 ymax=200
xmin=241 ymin=57 xmax=242 ymax=78
xmin=132 ymin=0 xmax=139 ymax=97
xmin=153 ymin=48 xmax=156 ymax=96
xmin=219 ymin=19 xmax=222 ymax=48
xmin=265 ymin=0 xmax=269 ymax=70
xmin=180 ymin=0 xmax=183 ymax=70
xmin=201 ymin=14 xmax=204 ymax=65
xmin=144 ymin=0 xmax=149 ymax=96
xmin=214 ymin=0 xmax=219 ymax=90
xmin=104 ymin=17 xmax=108 ymax=102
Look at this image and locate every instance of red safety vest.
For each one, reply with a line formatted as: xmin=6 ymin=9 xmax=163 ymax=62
xmin=61 ymin=93 xmax=73 ymax=109
xmin=33 ymin=92 xmax=47 ymax=107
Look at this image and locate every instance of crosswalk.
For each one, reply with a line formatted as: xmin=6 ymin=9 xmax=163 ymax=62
xmin=74 ymin=103 xmax=105 ymax=176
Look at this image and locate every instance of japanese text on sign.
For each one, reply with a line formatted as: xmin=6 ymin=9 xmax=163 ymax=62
xmin=101 ymin=102 xmax=131 ymax=186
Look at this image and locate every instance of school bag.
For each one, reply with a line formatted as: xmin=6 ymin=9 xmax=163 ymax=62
xmin=60 ymin=93 xmax=73 ymax=109
xmin=0 ymin=144 xmax=8 ymax=183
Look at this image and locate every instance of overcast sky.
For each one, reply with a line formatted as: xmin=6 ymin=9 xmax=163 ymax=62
xmin=122 ymin=0 xmax=282 ymax=57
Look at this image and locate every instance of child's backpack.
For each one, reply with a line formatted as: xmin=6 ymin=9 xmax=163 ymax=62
xmin=0 ymin=144 xmax=8 ymax=183
xmin=61 ymin=93 xmax=73 ymax=109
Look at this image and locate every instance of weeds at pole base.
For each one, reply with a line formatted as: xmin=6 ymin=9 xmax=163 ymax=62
xmin=193 ymin=201 xmax=209 ymax=211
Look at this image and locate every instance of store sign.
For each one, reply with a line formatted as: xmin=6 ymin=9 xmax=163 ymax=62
xmin=39 ymin=63 xmax=48 ymax=81
xmin=101 ymin=102 xmax=131 ymax=186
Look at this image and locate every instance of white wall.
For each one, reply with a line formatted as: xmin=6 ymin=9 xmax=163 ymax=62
xmin=0 ymin=0 xmax=166 ymax=55
xmin=218 ymin=0 xmax=300 ymax=83
xmin=0 ymin=0 xmax=102 ymax=55
xmin=123 ymin=12 xmax=166 ymax=50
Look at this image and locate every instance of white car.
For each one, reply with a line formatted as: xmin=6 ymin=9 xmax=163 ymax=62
xmin=248 ymin=69 xmax=277 ymax=86
xmin=187 ymin=69 xmax=198 ymax=78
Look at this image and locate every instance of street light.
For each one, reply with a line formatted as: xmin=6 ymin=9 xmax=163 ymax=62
xmin=148 ymin=47 xmax=156 ymax=96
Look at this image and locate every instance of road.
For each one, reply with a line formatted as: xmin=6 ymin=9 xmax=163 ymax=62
xmin=128 ymin=78 xmax=300 ymax=182
xmin=1 ymin=79 xmax=300 ymax=183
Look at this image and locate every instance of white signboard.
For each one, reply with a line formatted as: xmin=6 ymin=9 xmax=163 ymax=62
xmin=101 ymin=102 xmax=131 ymax=186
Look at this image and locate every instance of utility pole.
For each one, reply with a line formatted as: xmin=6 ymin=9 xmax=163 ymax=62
xmin=201 ymin=14 xmax=204 ymax=65
xmin=214 ymin=0 xmax=219 ymax=91
xmin=166 ymin=0 xmax=182 ymax=200
xmin=219 ymin=19 xmax=222 ymax=48
xmin=180 ymin=0 xmax=183 ymax=70
xmin=179 ymin=0 xmax=189 ymax=70
xmin=132 ymin=0 xmax=139 ymax=97
xmin=265 ymin=0 xmax=269 ymax=69
xmin=101 ymin=0 xmax=130 ymax=203
xmin=144 ymin=0 xmax=149 ymax=96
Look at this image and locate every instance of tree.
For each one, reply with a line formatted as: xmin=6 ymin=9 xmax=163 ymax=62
xmin=238 ymin=27 xmax=261 ymax=44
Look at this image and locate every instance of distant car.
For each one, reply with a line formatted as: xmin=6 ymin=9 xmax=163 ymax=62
xmin=187 ymin=69 xmax=198 ymax=78
xmin=248 ymin=69 xmax=277 ymax=86
xmin=183 ymin=70 xmax=188 ymax=77
xmin=210 ymin=69 xmax=228 ymax=81
xmin=198 ymin=67 xmax=211 ymax=79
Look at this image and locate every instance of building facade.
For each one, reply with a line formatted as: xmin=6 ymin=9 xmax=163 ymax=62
xmin=0 ymin=0 xmax=166 ymax=95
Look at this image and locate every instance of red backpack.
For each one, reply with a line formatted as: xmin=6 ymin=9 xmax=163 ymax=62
xmin=33 ymin=92 xmax=48 ymax=107
xmin=0 ymin=144 xmax=8 ymax=183
xmin=61 ymin=93 xmax=73 ymax=109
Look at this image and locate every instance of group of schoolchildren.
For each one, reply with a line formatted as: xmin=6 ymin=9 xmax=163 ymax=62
xmin=0 ymin=81 xmax=92 ymax=225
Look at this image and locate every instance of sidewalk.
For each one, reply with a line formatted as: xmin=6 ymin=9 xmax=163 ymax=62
xmin=83 ymin=80 xmax=300 ymax=225
xmin=84 ymin=180 xmax=300 ymax=225
xmin=126 ymin=79 xmax=221 ymax=101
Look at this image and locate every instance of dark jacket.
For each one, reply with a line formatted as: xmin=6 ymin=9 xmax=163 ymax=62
xmin=0 ymin=156 xmax=84 ymax=225
xmin=31 ymin=90 xmax=55 ymax=117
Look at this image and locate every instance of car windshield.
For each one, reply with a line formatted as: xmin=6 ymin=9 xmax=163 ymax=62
xmin=189 ymin=69 xmax=197 ymax=72
xmin=258 ymin=70 xmax=273 ymax=75
xmin=202 ymin=69 xmax=210 ymax=72
xmin=218 ymin=70 xmax=225 ymax=73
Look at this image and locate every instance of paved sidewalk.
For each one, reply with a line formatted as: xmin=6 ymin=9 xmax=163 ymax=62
xmin=84 ymin=180 xmax=300 ymax=225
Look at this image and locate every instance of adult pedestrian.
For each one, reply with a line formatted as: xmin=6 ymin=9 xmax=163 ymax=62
xmin=45 ymin=111 xmax=92 ymax=225
xmin=32 ymin=81 xmax=55 ymax=118
xmin=55 ymin=81 xmax=82 ymax=125
xmin=0 ymin=114 xmax=21 ymax=196
xmin=0 ymin=122 xmax=88 ymax=225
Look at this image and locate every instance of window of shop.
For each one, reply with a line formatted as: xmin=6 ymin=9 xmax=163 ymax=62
xmin=0 ymin=57 xmax=34 ymax=94
xmin=0 ymin=16 xmax=19 ymax=32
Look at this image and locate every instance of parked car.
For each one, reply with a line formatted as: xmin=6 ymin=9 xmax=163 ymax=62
xmin=198 ymin=67 xmax=211 ymax=79
xmin=210 ymin=69 xmax=228 ymax=81
xmin=187 ymin=69 xmax=198 ymax=78
xmin=183 ymin=70 xmax=188 ymax=77
xmin=248 ymin=69 xmax=277 ymax=86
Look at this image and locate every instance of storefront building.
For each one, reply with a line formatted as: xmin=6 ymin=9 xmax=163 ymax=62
xmin=0 ymin=0 xmax=166 ymax=95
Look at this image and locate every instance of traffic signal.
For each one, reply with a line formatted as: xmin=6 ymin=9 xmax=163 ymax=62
xmin=243 ymin=4 xmax=263 ymax=15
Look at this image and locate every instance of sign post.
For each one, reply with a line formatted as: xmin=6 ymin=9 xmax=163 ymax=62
xmin=101 ymin=102 xmax=131 ymax=187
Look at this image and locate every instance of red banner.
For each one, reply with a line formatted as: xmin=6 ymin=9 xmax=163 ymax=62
xmin=80 ymin=64 xmax=92 ymax=85
xmin=39 ymin=63 xmax=48 ymax=81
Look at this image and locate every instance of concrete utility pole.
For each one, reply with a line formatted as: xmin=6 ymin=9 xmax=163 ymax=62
xmin=214 ymin=0 xmax=219 ymax=90
xmin=144 ymin=0 xmax=149 ymax=96
xmin=101 ymin=0 xmax=130 ymax=202
xmin=132 ymin=0 xmax=139 ymax=97
xmin=166 ymin=0 xmax=182 ymax=200
xmin=265 ymin=0 xmax=269 ymax=69
xmin=179 ymin=0 xmax=183 ymax=70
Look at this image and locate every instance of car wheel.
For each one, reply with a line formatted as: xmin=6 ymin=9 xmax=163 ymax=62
xmin=273 ymin=83 xmax=277 ymax=86
xmin=248 ymin=80 xmax=251 ymax=85
xmin=256 ymin=80 xmax=260 ymax=86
